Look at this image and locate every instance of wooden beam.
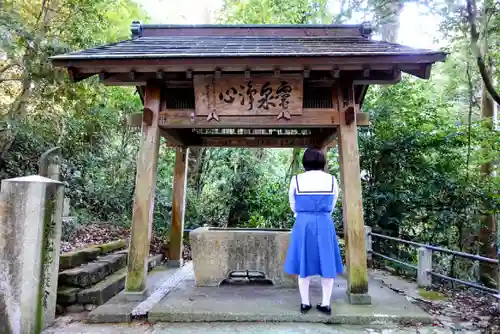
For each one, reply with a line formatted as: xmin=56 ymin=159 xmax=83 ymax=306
xmin=179 ymin=135 xmax=323 ymax=148
xmin=355 ymin=85 xmax=368 ymax=105
xmin=125 ymin=82 xmax=161 ymax=296
xmin=67 ymin=67 xmax=93 ymax=82
xmin=337 ymin=88 xmax=370 ymax=305
xmin=89 ymin=67 xmax=415 ymax=86
xmin=405 ymin=64 xmax=432 ymax=79
xmin=168 ymin=147 xmax=189 ymax=267
xmin=157 ymin=109 xmax=369 ymax=128
xmin=316 ymin=128 xmax=338 ymax=148
xmin=353 ymin=69 xmax=401 ymax=85
xmin=159 ymin=128 xmax=188 ymax=146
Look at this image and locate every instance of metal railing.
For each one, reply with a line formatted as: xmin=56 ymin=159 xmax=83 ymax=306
xmin=366 ymin=226 xmax=500 ymax=296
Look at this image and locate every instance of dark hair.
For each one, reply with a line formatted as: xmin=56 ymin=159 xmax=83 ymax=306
xmin=302 ymin=148 xmax=326 ymax=171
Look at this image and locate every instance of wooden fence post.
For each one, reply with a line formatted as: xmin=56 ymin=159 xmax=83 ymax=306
xmin=417 ymin=247 xmax=432 ymax=288
xmin=365 ymin=226 xmax=372 ymax=268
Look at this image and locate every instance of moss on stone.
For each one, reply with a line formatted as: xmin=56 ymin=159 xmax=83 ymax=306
xmin=36 ymin=195 xmax=56 ymax=334
xmin=57 ymin=286 xmax=81 ymax=305
xmin=418 ymin=289 xmax=447 ymax=301
xmin=59 ymin=247 xmax=101 ymax=270
xmin=348 ymin=266 xmax=369 ymax=294
xmin=92 ymin=240 xmax=127 ymax=255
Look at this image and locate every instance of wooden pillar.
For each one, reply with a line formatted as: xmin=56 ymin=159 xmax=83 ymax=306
xmin=168 ymin=147 xmax=189 ymax=267
xmin=125 ymin=82 xmax=161 ymax=298
xmin=337 ymin=83 xmax=370 ymax=305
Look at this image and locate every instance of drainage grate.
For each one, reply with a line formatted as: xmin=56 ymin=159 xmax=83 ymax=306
xmin=221 ymin=270 xmax=273 ymax=285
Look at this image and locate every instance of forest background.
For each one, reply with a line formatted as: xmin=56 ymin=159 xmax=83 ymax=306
xmin=1 ymin=0 xmax=499 ymax=287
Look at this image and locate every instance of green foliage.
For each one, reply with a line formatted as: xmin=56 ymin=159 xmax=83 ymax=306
xmin=0 ymin=0 xmax=148 ymax=225
xmin=360 ymin=73 xmax=499 ymax=276
xmin=219 ymin=0 xmax=330 ymax=24
xmin=1 ymin=0 xmax=498 ymax=288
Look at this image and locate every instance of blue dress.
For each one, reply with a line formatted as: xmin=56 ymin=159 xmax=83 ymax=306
xmin=284 ymin=171 xmax=344 ymax=278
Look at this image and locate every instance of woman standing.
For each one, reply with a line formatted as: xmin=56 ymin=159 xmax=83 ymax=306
xmin=284 ymin=148 xmax=344 ymax=315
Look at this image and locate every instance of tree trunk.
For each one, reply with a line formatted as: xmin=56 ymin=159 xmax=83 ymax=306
xmin=478 ymin=61 xmax=498 ymax=288
xmin=466 ymin=0 xmax=500 ymax=106
xmin=187 ymin=147 xmax=205 ymax=194
xmin=377 ymin=0 xmax=404 ymax=43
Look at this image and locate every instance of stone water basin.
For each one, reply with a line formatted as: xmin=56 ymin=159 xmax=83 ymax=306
xmin=189 ymin=227 xmax=297 ymax=287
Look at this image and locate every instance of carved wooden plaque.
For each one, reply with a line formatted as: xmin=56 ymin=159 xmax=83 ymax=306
xmin=194 ymin=74 xmax=303 ymax=117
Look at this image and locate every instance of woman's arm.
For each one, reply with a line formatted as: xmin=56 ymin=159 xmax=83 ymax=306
xmin=288 ymin=176 xmax=297 ymax=216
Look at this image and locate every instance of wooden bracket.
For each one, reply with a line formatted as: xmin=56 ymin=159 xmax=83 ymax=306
xmin=207 ymin=112 xmax=219 ymax=122
xmin=143 ymin=107 xmax=154 ymax=126
xmin=276 ymin=111 xmax=291 ymax=120
xmin=99 ymin=71 xmax=109 ymax=81
xmin=129 ymin=70 xmax=136 ymax=80
xmin=303 ymin=68 xmax=310 ymax=78
xmin=68 ymin=67 xmax=76 ymax=82
xmin=344 ymin=105 xmax=356 ymax=125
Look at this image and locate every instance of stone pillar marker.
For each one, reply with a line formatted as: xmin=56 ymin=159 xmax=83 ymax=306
xmin=0 ymin=175 xmax=64 ymax=334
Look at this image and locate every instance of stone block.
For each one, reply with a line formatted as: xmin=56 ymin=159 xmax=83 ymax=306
xmin=59 ymin=247 xmax=101 ymax=270
xmin=58 ymin=253 xmax=127 ymax=288
xmin=77 ymin=268 xmax=127 ymax=305
xmin=148 ymin=254 xmax=163 ymax=271
xmin=62 ymin=254 xmax=160 ymax=306
xmin=167 ymin=259 xmax=183 ymax=268
xmin=87 ymin=304 xmax=134 ymax=323
xmin=63 ymin=197 xmax=70 ymax=216
xmin=92 ymin=239 xmax=127 ymax=255
xmin=123 ymin=289 xmax=148 ymax=302
xmin=346 ymin=291 xmax=372 ymax=305
xmin=57 ymin=286 xmax=81 ymax=305
xmin=190 ymin=227 xmax=296 ymax=287
xmin=0 ymin=175 xmax=64 ymax=333
xmin=97 ymin=253 xmax=127 ymax=272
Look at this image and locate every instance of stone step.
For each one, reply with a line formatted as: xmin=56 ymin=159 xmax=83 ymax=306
xmin=77 ymin=254 xmax=163 ymax=306
xmin=59 ymin=239 xmax=127 ymax=270
xmin=94 ymin=240 xmax=127 ymax=255
xmin=59 ymin=247 xmax=102 ymax=271
xmin=58 ymin=252 xmax=128 ymax=288
xmin=57 ymin=254 xmax=163 ymax=306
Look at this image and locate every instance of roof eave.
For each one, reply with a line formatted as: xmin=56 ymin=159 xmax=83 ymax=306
xmin=51 ymin=52 xmax=447 ymax=63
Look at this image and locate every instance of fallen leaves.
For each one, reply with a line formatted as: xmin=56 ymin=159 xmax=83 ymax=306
xmin=60 ymin=222 xmax=164 ymax=256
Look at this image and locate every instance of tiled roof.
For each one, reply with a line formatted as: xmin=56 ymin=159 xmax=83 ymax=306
xmin=51 ymin=36 xmax=443 ymax=60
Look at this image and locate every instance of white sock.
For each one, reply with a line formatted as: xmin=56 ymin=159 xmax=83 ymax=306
xmin=298 ymin=276 xmax=311 ymax=305
xmin=321 ymin=278 xmax=334 ymax=306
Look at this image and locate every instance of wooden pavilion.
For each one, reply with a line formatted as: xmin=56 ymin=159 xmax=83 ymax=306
xmin=51 ymin=22 xmax=446 ymax=303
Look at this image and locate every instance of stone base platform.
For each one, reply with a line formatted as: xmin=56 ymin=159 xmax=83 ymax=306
xmin=88 ymin=264 xmax=432 ymax=326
